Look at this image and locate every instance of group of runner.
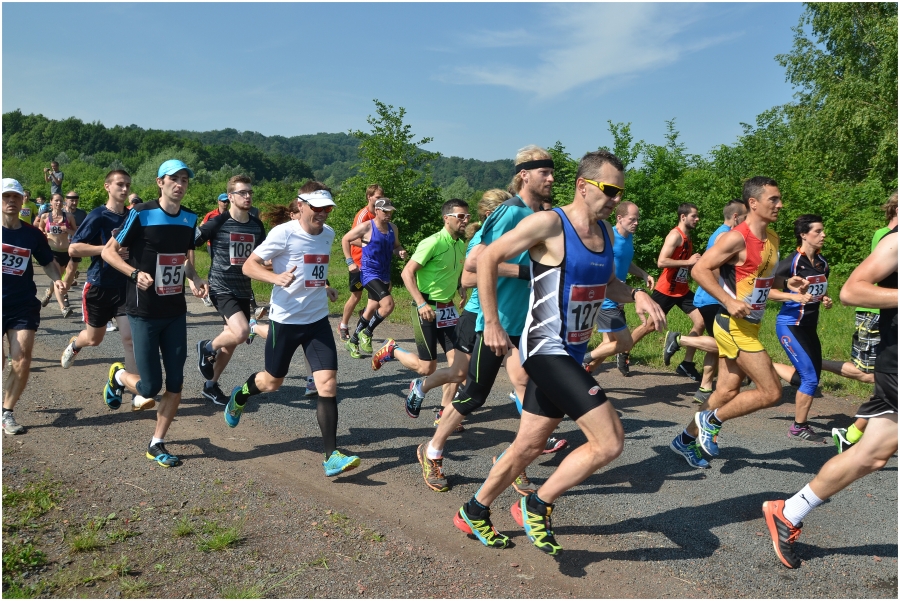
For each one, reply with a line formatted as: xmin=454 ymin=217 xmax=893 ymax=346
xmin=2 ymin=148 xmax=895 ymax=569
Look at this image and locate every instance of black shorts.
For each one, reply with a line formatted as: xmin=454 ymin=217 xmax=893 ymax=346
xmin=651 ymin=289 xmax=696 ymax=315
xmin=81 ymin=283 xmax=125 ymax=328
xmin=454 ymin=310 xmax=478 ymax=354
xmin=596 ymin=306 xmax=627 ymax=333
xmin=51 ymin=250 xmax=80 ymax=266
xmin=364 ymin=278 xmax=391 ymax=301
xmin=264 ymin=317 xmax=338 ymax=379
xmin=349 ymin=270 xmax=364 ymax=293
xmin=210 ymin=290 xmax=251 ymax=322
xmin=411 ymin=304 xmax=458 ymax=361
xmin=452 ymin=333 xmax=521 ymax=417
xmin=855 ymin=371 xmax=897 ymax=418
xmin=697 ymin=304 xmax=720 ymax=336
xmin=3 ymin=299 xmax=40 ymax=334
xmin=522 ymin=354 xmax=608 ymax=420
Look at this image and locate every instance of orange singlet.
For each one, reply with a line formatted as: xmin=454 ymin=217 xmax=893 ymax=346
xmin=655 ymin=227 xmax=693 ymax=297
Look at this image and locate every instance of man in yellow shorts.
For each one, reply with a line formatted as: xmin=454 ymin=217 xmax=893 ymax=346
xmin=668 ymin=176 xmax=808 ymax=468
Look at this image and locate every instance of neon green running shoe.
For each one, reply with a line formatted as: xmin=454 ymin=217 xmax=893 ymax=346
xmin=358 ymin=331 xmax=373 ymax=354
xmin=454 ymin=504 xmax=509 ymax=549
xmin=511 ymin=494 xmax=562 ymax=555
xmin=345 ymin=340 xmax=362 ymax=359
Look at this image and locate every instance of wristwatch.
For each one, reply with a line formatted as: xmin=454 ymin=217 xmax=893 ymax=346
xmin=130 ymin=269 xmax=139 ymax=283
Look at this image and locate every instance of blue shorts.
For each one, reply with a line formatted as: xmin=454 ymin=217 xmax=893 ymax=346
xmin=777 ymin=323 xmax=821 ymax=397
xmin=127 ymin=313 xmax=187 ymax=397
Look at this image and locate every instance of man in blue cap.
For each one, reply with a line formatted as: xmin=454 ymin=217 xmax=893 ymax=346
xmin=195 ymin=193 xmax=231 ymax=307
xmin=100 ymin=159 xmax=209 ymax=468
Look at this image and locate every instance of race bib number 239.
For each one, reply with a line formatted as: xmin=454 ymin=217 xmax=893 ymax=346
xmin=2 ymin=244 xmax=31 ymax=276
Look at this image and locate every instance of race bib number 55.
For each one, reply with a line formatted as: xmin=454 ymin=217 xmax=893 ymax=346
xmin=2 ymin=244 xmax=31 ymax=276
xmin=566 ymin=284 xmax=606 ymax=344
xmin=229 ymin=233 xmax=254 ymax=265
xmin=155 ymin=253 xmax=185 ymax=296
xmin=304 ymin=254 xmax=329 ymax=288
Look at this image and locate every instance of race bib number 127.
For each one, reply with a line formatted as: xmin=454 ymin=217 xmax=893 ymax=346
xmin=304 ymin=254 xmax=329 ymax=288
xmin=566 ymin=284 xmax=606 ymax=344
xmin=155 ymin=253 xmax=185 ymax=296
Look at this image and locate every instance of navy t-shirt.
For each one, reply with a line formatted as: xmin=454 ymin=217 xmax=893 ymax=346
xmin=71 ymin=205 xmax=130 ymax=288
xmin=3 ymin=223 xmax=55 ymax=307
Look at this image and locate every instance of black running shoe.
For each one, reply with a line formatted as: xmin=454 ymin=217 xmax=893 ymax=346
xmin=616 ymin=352 xmax=630 ymax=377
xmin=197 ymin=340 xmax=216 ymax=381
xmin=146 ymin=442 xmax=181 ymax=468
xmin=676 ymin=361 xmax=701 ymax=382
xmin=663 ymin=332 xmax=681 ymax=366
xmin=202 ymin=381 xmax=229 ymax=406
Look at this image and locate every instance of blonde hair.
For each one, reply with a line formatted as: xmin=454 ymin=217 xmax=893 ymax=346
xmin=510 ymin=145 xmax=551 ymax=193
xmin=883 ymin=191 xmax=898 ymax=222
xmin=467 ymin=189 xmax=512 ymax=240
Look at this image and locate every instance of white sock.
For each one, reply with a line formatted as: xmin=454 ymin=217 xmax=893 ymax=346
xmin=151 ymin=437 xmax=165 ymax=446
xmin=340 ymin=322 xmax=347 ymax=329
xmin=114 ymin=369 xmax=126 ymax=386
xmin=426 ymin=442 xmax=443 ymax=460
xmin=782 ymin=484 xmax=824 ymax=525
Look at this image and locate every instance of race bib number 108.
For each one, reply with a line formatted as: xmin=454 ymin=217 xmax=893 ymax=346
xmin=155 ymin=253 xmax=185 ymax=296
xmin=229 ymin=233 xmax=254 ymax=265
xmin=304 ymin=254 xmax=329 ymax=288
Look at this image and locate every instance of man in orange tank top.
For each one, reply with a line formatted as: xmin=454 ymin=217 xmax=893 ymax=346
xmin=338 ymin=184 xmax=382 ymax=341
xmin=629 ymin=203 xmax=707 ymax=380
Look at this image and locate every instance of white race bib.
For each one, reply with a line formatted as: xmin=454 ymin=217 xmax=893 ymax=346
xmin=49 ymin=225 xmax=64 ymax=235
xmin=806 ymin=274 xmax=827 ymax=302
xmin=303 ymin=254 xmax=329 ymax=288
xmin=675 ymin=266 xmax=689 ymax=283
xmin=229 ymin=233 xmax=254 ymax=266
xmin=435 ymin=301 xmax=459 ymax=328
xmin=566 ymin=284 xmax=606 ymax=344
xmin=749 ymin=276 xmax=773 ymax=310
xmin=155 ymin=253 xmax=185 ymax=296
xmin=2 ymin=244 xmax=31 ymax=276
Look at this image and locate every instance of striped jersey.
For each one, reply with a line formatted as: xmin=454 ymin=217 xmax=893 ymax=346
xmin=195 ymin=211 xmax=266 ymax=298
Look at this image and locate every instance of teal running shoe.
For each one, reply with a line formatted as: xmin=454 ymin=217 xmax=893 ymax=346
xmin=323 ymin=450 xmax=360 ymax=477
xmin=224 ymin=386 xmax=244 ymax=428
xmin=104 ymin=362 xmax=125 ymax=410
xmin=669 ymin=434 xmax=711 ymax=469
xmin=694 ymin=410 xmax=721 ymax=456
xmin=454 ymin=504 xmax=509 ymax=549
xmin=511 ymin=495 xmax=562 ymax=555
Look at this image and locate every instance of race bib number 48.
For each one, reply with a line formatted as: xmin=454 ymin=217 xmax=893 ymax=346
xmin=2 ymin=244 xmax=31 ymax=276
xmin=304 ymin=254 xmax=329 ymax=288
xmin=749 ymin=276 xmax=774 ymax=310
xmin=229 ymin=233 xmax=254 ymax=265
xmin=566 ymin=284 xmax=606 ymax=344
xmin=435 ymin=301 xmax=459 ymax=328
xmin=806 ymin=274 xmax=827 ymax=302
xmin=155 ymin=253 xmax=185 ymax=296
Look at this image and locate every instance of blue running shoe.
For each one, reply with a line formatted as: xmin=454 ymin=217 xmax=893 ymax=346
xmin=669 ymin=434 xmax=711 ymax=469
xmin=406 ymin=377 xmax=426 ymax=418
xmin=694 ymin=410 xmax=721 ymax=457
xmin=323 ymin=450 xmax=360 ymax=477
xmin=224 ymin=386 xmax=244 ymax=428
xmin=511 ymin=495 xmax=562 ymax=555
xmin=104 ymin=362 xmax=126 ymax=410
xmin=146 ymin=442 xmax=181 ymax=468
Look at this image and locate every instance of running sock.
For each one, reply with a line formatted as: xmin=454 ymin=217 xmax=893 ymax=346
xmin=530 ymin=492 xmax=551 ymax=509
xmin=339 ymin=322 xmax=347 ymax=329
xmin=114 ymin=369 xmax=127 ymax=387
xmin=847 ymin=423 xmax=864 ymax=444
xmin=793 ymin=421 xmax=808 ymax=428
xmin=234 ymin=373 xmax=261 ymax=406
xmin=350 ymin=316 xmax=368 ymax=343
xmin=151 ymin=437 xmax=164 ymax=446
xmin=680 ymin=429 xmax=696 ymax=445
xmin=411 ymin=374 xmax=424 ymax=395
xmin=364 ymin=311 xmax=385 ymax=336
xmin=782 ymin=484 xmax=824 ymax=525
xmin=205 ymin=380 xmax=217 ymax=388
xmin=316 ymin=396 xmax=338 ymax=458
xmin=465 ymin=497 xmax=489 ymax=515
xmin=511 ymin=392 xmax=522 ymax=415
xmin=426 ymin=442 xmax=443 ymax=460
xmin=204 ymin=340 xmax=215 ymax=355
xmin=70 ymin=341 xmax=81 ymax=353
xmin=709 ymin=410 xmax=723 ymax=426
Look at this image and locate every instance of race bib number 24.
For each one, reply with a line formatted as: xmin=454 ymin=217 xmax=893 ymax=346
xmin=155 ymin=253 xmax=185 ymax=296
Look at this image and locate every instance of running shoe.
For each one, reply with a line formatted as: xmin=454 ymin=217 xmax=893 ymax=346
xmin=493 ymin=456 xmax=538 ymax=496
xmin=323 ymin=450 xmax=361 ymax=477
xmin=224 ymin=387 xmax=244 ymax=428
xmin=345 ymin=340 xmax=362 ymax=359
xmin=509 ymin=391 xmax=523 ymax=415
xmin=61 ymin=336 xmax=79 ymax=369
xmin=196 ymin=340 xmax=216 ymax=381
xmin=788 ymin=423 xmax=826 ymax=444
xmin=663 ymin=331 xmax=681 ymax=366
xmin=831 ymin=427 xmax=854 ymax=454
xmin=543 ymin=437 xmax=568 ymax=454
xmin=131 ymin=395 xmax=156 ymax=412
xmin=762 ymin=500 xmax=802 ymax=569
xmin=417 ymin=443 xmax=449 ymax=492
xmin=358 ymin=331 xmax=373 ymax=354
xmin=454 ymin=504 xmax=509 ymax=549
xmin=40 ymin=288 xmax=52 ymax=307
xmin=254 ymin=305 xmax=268 ymax=321
xmin=694 ymin=410 xmax=721 ymax=457
xmin=433 ymin=408 xmax=465 ymax=433
xmin=676 ymin=361 xmax=702 ymax=382
xmin=202 ymin=381 xmax=229 ymax=406
xmin=372 ymin=339 xmax=396 ymax=371
xmin=104 ymin=362 xmax=126 ymax=410
xmin=146 ymin=442 xmax=181 ymax=468
xmin=61 ymin=305 xmax=73 ymax=318
xmin=616 ymin=352 xmax=630 ymax=377
xmin=693 ymin=387 xmax=712 ymax=405
xmin=2 ymin=411 xmax=25 ymax=435
xmin=511 ymin=495 xmax=562 ymax=555
xmin=406 ymin=377 xmax=425 ymax=418
xmin=305 ymin=376 xmax=318 ymax=398
xmin=246 ymin=319 xmax=257 ymax=345
xmin=201 ymin=295 xmax=214 ymax=308
xmin=339 ymin=325 xmax=350 ymax=341
xmin=669 ymin=434 xmax=711 ymax=469
xmin=106 ymin=320 xmax=118 ymax=332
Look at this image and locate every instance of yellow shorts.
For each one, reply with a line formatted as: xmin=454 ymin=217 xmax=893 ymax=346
xmin=713 ymin=313 xmax=764 ymax=359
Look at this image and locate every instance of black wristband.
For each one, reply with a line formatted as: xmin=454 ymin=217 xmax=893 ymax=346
xmin=130 ymin=269 xmax=139 ymax=283
xmin=631 ymin=288 xmax=647 ymax=300
xmin=518 ymin=265 xmax=530 ymax=280
xmin=325 ymin=279 xmax=331 ymax=287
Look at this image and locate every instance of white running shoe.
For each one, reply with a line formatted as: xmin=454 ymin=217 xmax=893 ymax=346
xmin=131 ymin=395 xmax=156 ymax=411
xmin=106 ymin=320 xmax=118 ymax=332
xmin=61 ymin=336 xmax=79 ymax=368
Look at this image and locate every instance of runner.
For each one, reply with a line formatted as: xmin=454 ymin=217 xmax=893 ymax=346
xmin=99 ymin=159 xmax=209 ymax=468
xmin=194 ymin=175 xmax=266 ymax=405
xmin=454 ymin=150 xmax=667 ymax=554
xmin=339 ymin=184 xmax=382 ymax=341
xmin=36 ymin=193 xmax=78 ymax=316
xmin=583 ymin=201 xmax=654 ymax=376
xmin=64 ymin=191 xmax=88 ymax=228
xmin=762 ymin=227 xmax=897 ymax=569
xmin=414 ymin=145 xmax=554 ymax=495
xmin=18 ymin=189 xmax=39 ymax=225
xmin=195 ymin=193 xmax=231 ymax=308
xmin=226 ymin=188 xmax=360 ymax=477
xmin=663 ymin=199 xmax=748 ymax=402
xmin=60 ymin=170 xmax=155 ymax=411
xmin=668 ymin=177 xmax=808 ymax=469
xmin=2 ymin=178 xmax=68 ymax=435
xmin=341 ymin=198 xmax=407 ymax=358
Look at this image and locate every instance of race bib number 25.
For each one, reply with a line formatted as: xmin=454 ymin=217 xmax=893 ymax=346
xmin=2 ymin=244 xmax=31 ymax=276
xmin=750 ymin=276 xmax=774 ymax=310
xmin=155 ymin=253 xmax=185 ymax=296
xmin=304 ymin=254 xmax=329 ymax=288
xmin=566 ymin=284 xmax=606 ymax=344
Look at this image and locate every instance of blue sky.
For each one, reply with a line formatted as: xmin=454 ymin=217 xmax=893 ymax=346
xmin=3 ymin=2 xmax=805 ymax=162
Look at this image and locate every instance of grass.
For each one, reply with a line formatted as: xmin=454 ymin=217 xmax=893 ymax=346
xmin=221 ymin=583 xmax=265 ymax=598
xmin=196 ymin=520 xmax=244 ymax=552
xmin=172 ymin=516 xmax=194 ymax=537
xmin=2 ymin=541 xmax=47 ymax=579
xmin=2 ymin=478 xmax=60 ymax=522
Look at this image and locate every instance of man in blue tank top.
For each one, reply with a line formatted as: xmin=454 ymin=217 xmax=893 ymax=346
xmin=340 ymin=198 xmax=407 ymax=358
xmin=453 ymin=150 xmax=667 ymax=555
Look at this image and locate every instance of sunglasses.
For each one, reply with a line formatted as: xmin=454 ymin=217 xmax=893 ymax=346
xmin=303 ymin=202 xmax=333 ymax=214
xmin=445 ymin=212 xmax=470 ymax=221
xmin=230 ymin=190 xmax=253 ymax=198
xmin=583 ymin=179 xmax=624 ymax=198
xmin=66 ymin=196 xmax=80 ymax=200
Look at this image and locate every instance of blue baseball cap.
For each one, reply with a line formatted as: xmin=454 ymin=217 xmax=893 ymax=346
xmin=217 ymin=193 xmax=229 ymax=202
xmin=157 ymin=159 xmax=195 ymax=179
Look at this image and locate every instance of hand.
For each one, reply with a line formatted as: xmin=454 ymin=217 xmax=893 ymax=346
xmin=786 ymin=275 xmax=809 ymax=294
xmin=398 ymin=249 xmax=408 ymax=260
xmin=348 ymin=263 xmax=360 ymax=273
xmin=724 ymin=297 xmax=752 ymax=319
xmin=326 ymin=287 xmax=339 ymax=302
xmin=54 ymin=279 xmax=68 ymax=294
xmin=135 ymin=271 xmax=154 ymax=291
xmin=483 ymin=321 xmax=512 ymax=357
xmin=688 ymin=253 xmax=702 ymax=266
xmin=117 ymin=247 xmax=130 ymax=260
xmin=189 ymin=278 xmax=209 ymax=298
xmin=793 ymin=292 xmax=814 ymax=304
xmin=645 ymin=275 xmax=655 ymax=290
xmin=822 ymin=295 xmax=833 ymax=309
xmin=275 ymin=265 xmax=297 ymax=287
xmin=418 ymin=304 xmax=436 ymax=322
xmin=634 ymin=291 xmax=667 ymax=332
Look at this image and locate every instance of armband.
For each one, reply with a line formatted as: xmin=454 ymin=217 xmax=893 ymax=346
xmin=417 ymin=302 xmax=428 ymax=310
xmin=345 ymin=257 xmax=354 ymax=266
xmin=518 ymin=265 xmax=530 ymax=280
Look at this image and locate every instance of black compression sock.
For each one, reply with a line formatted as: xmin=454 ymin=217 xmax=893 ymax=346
xmin=709 ymin=412 xmax=723 ymax=426
xmin=350 ymin=316 xmax=367 ymax=343
xmin=316 ymin=396 xmax=338 ymax=457
xmin=364 ymin=311 xmax=385 ymax=336
xmin=234 ymin=373 xmax=261 ymax=406
xmin=680 ymin=430 xmax=696 ymax=445
xmin=465 ymin=497 xmax=489 ymax=516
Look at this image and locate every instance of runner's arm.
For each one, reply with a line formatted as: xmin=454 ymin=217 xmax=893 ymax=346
xmin=391 ymin=223 xmax=407 ymax=259
xmin=627 ymin=262 xmax=654 ymax=289
xmin=341 ymin=222 xmax=369 ymax=269
xmin=840 ymin=231 xmax=898 ymax=309
xmin=656 ymin=230 xmax=698 ymax=268
xmin=691 ymin=230 xmax=753 ymax=318
xmin=462 ymin=244 xmax=526 ymax=286
xmin=401 ymin=260 xmax=435 ymax=321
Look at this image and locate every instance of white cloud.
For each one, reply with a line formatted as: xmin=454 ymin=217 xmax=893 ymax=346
xmin=440 ymin=3 xmax=738 ymax=100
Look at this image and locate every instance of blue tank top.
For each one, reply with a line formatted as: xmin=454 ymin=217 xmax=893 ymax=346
xmin=520 ymin=208 xmax=614 ymax=363
xmin=601 ymin=225 xmax=634 ymax=310
xmin=361 ymin=221 xmax=394 ymax=285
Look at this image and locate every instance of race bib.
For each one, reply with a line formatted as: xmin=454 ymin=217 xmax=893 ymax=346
xmin=2 ymin=244 xmax=31 ymax=276
xmin=749 ymin=276 xmax=774 ymax=310
xmin=228 ymin=233 xmax=254 ymax=266
xmin=566 ymin=284 xmax=606 ymax=344
xmin=155 ymin=253 xmax=185 ymax=296
xmin=435 ymin=301 xmax=459 ymax=328
xmin=806 ymin=274 xmax=828 ymax=302
xmin=20 ymin=208 xmax=31 ymax=218
xmin=303 ymin=254 xmax=329 ymax=288
xmin=674 ymin=266 xmax=689 ymax=283
xmin=49 ymin=225 xmax=64 ymax=235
